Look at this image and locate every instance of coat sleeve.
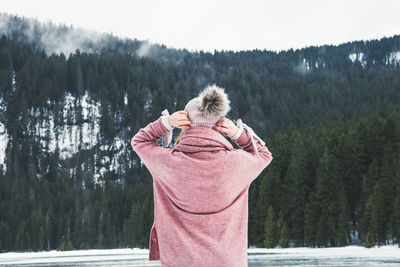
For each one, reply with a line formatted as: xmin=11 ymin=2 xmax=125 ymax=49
xmin=231 ymin=122 xmax=273 ymax=184
xmin=131 ymin=115 xmax=173 ymax=175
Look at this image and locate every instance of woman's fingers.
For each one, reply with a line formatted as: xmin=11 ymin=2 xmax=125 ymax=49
xmin=215 ymin=119 xmax=229 ymax=129
xmin=178 ymin=115 xmax=190 ymax=121
xmin=164 ymin=110 xmax=191 ymax=128
xmin=177 ymin=114 xmax=191 ymax=123
xmin=177 ymin=111 xmax=188 ymax=117
xmin=178 ymin=110 xmax=191 ymax=128
xmin=214 ymin=118 xmax=236 ymax=137
xmin=171 ymin=111 xmax=191 ymax=126
xmin=213 ymin=125 xmax=228 ymax=135
xmin=215 ymin=119 xmax=223 ymax=127
xmin=178 ymin=120 xmax=192 ymax=126
xmin=178 ymin=121 xmax=191 ymax=128
xmin=176 ymin=112 xmax=190 ymax=120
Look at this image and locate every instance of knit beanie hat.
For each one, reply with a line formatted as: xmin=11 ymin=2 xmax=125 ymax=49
xmin=184 ymin=84 xmax=231 ymax=128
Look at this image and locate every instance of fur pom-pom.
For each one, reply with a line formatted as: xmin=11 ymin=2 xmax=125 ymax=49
xmin=199 ymin=84 xmax=231 ymax=117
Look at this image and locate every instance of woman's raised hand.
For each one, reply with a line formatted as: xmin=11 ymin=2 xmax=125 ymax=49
xmin=168 ymin=110 xmax=192 ymax=129
xmin=212 ymin=118 xmax=239 ymax=139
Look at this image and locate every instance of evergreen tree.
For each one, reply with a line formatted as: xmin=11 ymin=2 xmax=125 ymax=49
xmin=279 ymin=222 xmax=290 ymax=248
xmin=359 ymin=158 xmax=380 ymax=241
xmin=391 ymin=149 xmax=400 ymax=244
xmin=317 ymin=210 xmax=330 ymax=247
xmin=264 ymin=206 xmax=278 ymax=248
xmin=315 ymin=145 xmax=338 ymax=247
xmin=304 ymin=193 xmax=319 ymax=247
xmin=365 ymin=231 xmax=376 ymax=248
xmin=337 ymin=187 xmax=350 ymax=246
xmin=280 ymin=130 xmax=308 ymax=246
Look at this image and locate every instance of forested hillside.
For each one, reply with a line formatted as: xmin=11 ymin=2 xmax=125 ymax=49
xmin=253 ymin=108 xmax=400 ymax=248
xmin=0 ymin=13 xmax=399 ymax=251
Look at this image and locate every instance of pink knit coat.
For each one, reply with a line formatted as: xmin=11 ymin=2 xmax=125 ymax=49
xmin=131 ymin=114 xmax=273 ymax=267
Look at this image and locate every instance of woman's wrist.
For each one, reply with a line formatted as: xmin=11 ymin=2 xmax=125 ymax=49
xmin=161 ymin=115 xmax=174 ymax=130
xmin=231 ymin=125 xmax=243 ymax=140
xmin=167 ymin=116 xmax=173 ymax=128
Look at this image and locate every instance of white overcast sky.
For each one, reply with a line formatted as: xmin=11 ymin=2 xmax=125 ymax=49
xmin=1 ymin=0 xmax=400 ymax=52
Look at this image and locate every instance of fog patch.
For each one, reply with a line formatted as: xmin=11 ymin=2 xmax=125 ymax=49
xmin=0 ymin=13 xmax=124 ymax=58
xmin=1 ymin=13 xmax=191 ymax=64
xmin=294 ymin=58 xmax=310 ymax=75
xmin=137 ymin=40 xmax=153 ymax=57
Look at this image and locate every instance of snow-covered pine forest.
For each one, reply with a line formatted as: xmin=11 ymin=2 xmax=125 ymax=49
xmin=0 ymin=13 xmax=400 ymax=252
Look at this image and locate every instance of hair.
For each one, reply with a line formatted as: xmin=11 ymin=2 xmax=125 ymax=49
xmin=174 ymin=128 xmax=185 ymax=146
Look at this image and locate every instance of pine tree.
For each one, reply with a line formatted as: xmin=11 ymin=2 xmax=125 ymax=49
xmin=317 ymin=210 xmax=330 ymax=247
xmin=304 ymin=193 xmax=319 ymax=247
xmin=280 ymin=131 xmax=308 ymax=246
xmin=337 ymin=187 xmax=350 ymax=246
xmin=365 ymin=151 xmax=394 ymax=246
xmin=392 ymin=151 xmax=400 ymax=244
xmin=254 ymin=167 xmax=279 ymax=246
xmin=279 ymin=222 xmax=290 ymax=248
xmin=315 ymin=145 xmax=338 ymax=247
xmin=366 ymin=181 xmax=385 ymax=245
xmin=365 ymin=231 xmax=376 ymax=248
xmin=359 ymin=158 xmax=379 ymax=241
xmin=264 ymin=206 xmax=278 ymax=248
xmin=392 ymin=188 xmax=400 ymax=244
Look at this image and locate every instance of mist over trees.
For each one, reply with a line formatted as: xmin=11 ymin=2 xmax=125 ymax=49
xmin=0 ymin=14 xmax=400 ymax=251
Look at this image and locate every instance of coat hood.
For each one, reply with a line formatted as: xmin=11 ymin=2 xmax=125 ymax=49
xmin=172 ymin=126 xmax=234 ymax=156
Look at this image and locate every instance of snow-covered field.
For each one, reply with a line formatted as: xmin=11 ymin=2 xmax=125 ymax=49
xmin=0 ymin=248 xmax=156 ymax=266
xmin=247 ymin=245 xmax=400 ymax=266
xmin=1 ymin=245 xmax=400 ymax=266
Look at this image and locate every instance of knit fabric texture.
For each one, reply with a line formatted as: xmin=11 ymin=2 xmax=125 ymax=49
xmin=184 ymin=97 xmax=223 ymax=128
xmin=131 ymin=115 xmax=273 ymax=267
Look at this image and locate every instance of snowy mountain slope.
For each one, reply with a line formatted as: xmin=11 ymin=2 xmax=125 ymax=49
xmin=0 ymin=88 xmax=135 ymax=186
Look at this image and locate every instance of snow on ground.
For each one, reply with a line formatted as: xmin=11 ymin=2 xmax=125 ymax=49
xmin=0 ymin=96 xmax=8 ymax=173
xmin=386 ymin=51 xmax=400 ymax=65
xmin=247 ymin=245 xmax=400 ymax=266
xmin=349 ymin=52 xmax=367 ymax=67
xmin=124 ymin=92 xmax=128 ymax=105
xmin=248 ymin=244 xmax=400 ymax=259
xmin=349 ymin=51 xmax=400 ymax=67
xmin=31 ymin=90 xmax=101 ymax=160
xmin=0 ymin=248 xmax=159 ymax=266
xmin=0 ymin=245 xmax=399 ymax=266
xmin=0 ymin=119 xmax=8 ymax=173
xmin=57 ymin=90 xmax=101 ymax=160
xmin=29 ymin=90 xmax=131 ymax=185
